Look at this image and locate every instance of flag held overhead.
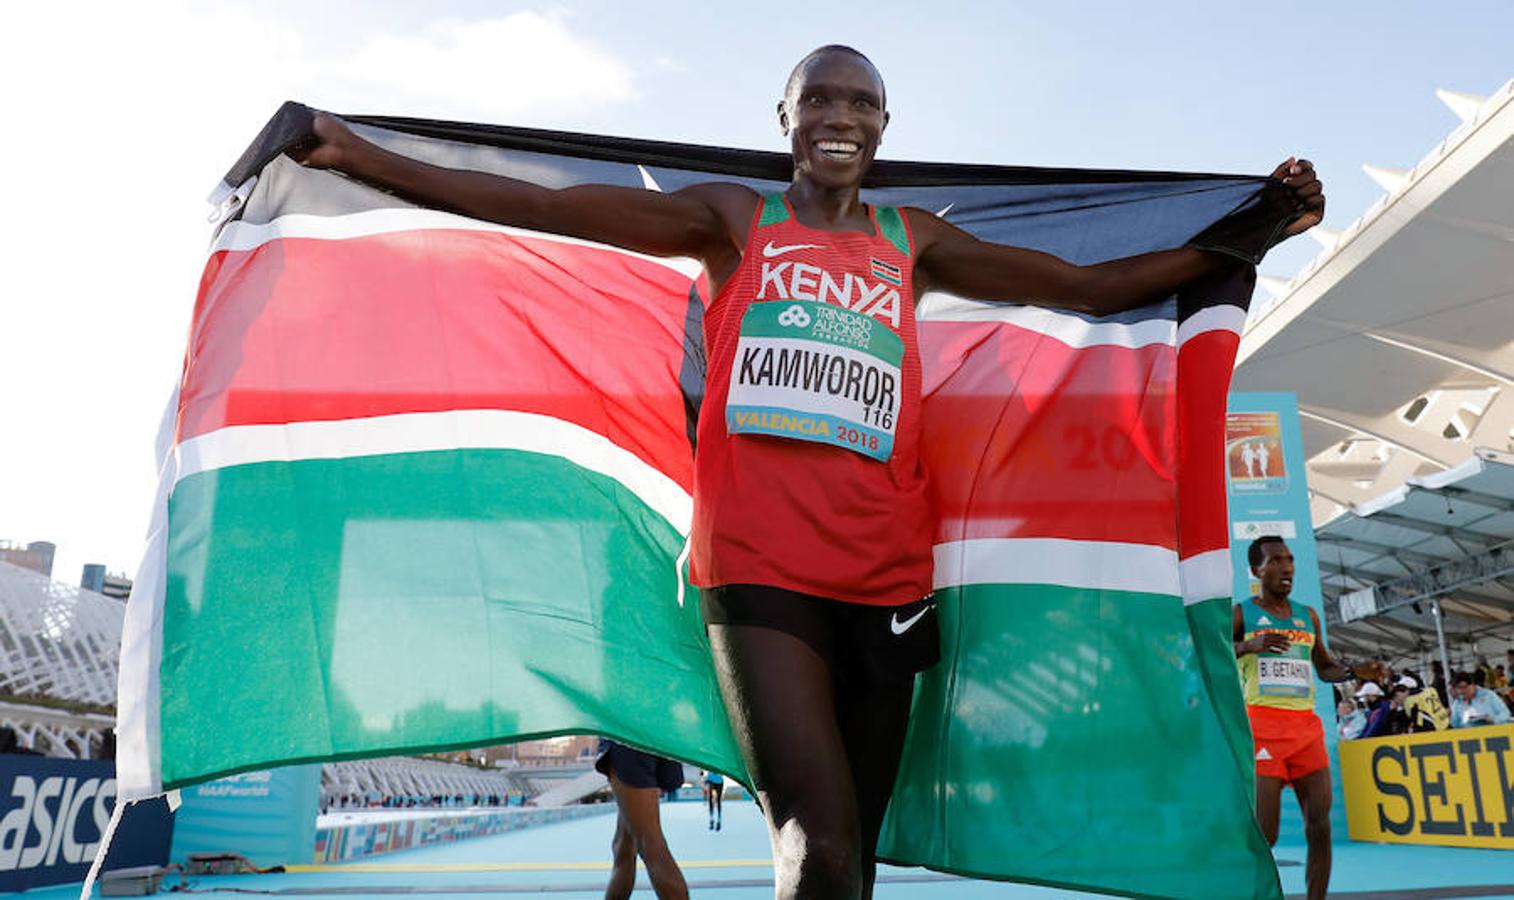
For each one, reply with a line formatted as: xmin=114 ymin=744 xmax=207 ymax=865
xmin=119 ymin=103 xmax=1280 ymax=899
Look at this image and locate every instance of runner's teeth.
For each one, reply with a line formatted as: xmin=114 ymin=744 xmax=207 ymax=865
xmin=817 ymin=141 xmax=860 ymax=157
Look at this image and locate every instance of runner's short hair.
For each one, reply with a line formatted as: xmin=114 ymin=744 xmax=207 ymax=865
xmin=784 ymin=45 xmax=885 ymax=107
xmin=1247 ymin=535 xmax=1287 ymax=570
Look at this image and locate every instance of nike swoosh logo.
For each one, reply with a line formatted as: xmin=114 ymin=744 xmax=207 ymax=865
xmin=762 ymin=241 xmax=824 ymax=258
xmin=890 ymin=605 xmax=935 ymax=636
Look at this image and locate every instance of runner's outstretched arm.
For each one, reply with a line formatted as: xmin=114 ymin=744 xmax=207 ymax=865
xmin=294 ymin=113 xmax=752 ymax=269
xmin=908 ymin=159 xmax=1324 ymax=316
xmin=1306 ymin=608 xmax=1386 ymax=683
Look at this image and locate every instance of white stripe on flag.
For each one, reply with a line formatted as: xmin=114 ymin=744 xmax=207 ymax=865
xmin=1178 ymin=548 xmax=1234 ymax=606
xmin=116 ymin=386 xmax=181 ymax=799
xmin=175 ymin=410 xmax=693 ymax=535
xmin=919 ymin=294 xmax=1248 ymax=352
xmin=918 ymin=293 xmax=1176 ymax=349
xmin=214 ymin=209 xmax=703 ymax=279
xmin=933 ymin=538 xmax=1182 ymax=596
xmin=1176 ymin=305 xmax=1246 ymax=348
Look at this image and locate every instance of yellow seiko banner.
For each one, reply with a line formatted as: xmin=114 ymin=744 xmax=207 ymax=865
xmin=1340 ymin=723 xmax=1514 ymax=849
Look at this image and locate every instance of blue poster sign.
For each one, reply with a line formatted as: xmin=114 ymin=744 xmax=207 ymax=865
xmin=1225 ymin=391 xmax=1343 ymax=829
xmin=171 ymin=764 xmax=320 ymax=868
xmin=0 ymin=755 xmax=172 ymax=892
xmin=1225 ymin=393 xmax=1320 ymax=612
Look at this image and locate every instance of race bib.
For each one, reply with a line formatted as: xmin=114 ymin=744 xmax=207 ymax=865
xmin=1257 ymin=655 xmax=1312 ymax=697
xmin=726 ymin=300 xmax=903 ymax=462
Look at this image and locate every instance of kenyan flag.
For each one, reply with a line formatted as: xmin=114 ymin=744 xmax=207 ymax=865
xmin=117 ymin=105 xmax=1280 ymax=898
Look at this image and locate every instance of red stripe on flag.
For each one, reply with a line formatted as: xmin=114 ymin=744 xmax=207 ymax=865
xmin=181 ymin=230 xmax=699 ymax=490
xmin=919 ymin=320 xmax=1179 ymax=550
xmin=1175 ymin=328 xmax=1241 ymax=559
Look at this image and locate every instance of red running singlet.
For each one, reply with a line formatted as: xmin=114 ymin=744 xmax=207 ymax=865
xmin=689 ymin=193 xmax=933 ymax=606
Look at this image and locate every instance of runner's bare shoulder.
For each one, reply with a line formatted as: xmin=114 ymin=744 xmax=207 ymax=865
xmin=673 ymin=183 xmax=762 ymax=255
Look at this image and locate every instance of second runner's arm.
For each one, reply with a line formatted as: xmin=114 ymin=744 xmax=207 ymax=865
xmin=1306 ymin=607 xmax=1385 ymax=683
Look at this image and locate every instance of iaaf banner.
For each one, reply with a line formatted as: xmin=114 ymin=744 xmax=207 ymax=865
xmin=118 ymin=104 xmax=1280 ymax=898
xmin=170 ymin=765 xmax=321 ymax=870
xmin=0 ymin=756 xmax=171 ymax=892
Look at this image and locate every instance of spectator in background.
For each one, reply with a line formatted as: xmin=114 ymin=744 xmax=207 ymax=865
xmin=1399 ymin=675 xmax=1450 ymax=732
xmin=1492 ymin=664 xmax=1507 ymax=690
xmin=1450 ymin=672 xmax=1512 ymax=728
xmin=1336 ymin=699 xmax=1366 ymax=740
xmin=1431 ymin=661 xmax=1450 ymax=707
xmin=1357 ymin=682 xmax=1395 ymax=738
xmin=1385 ymin=683 xmax=1419 ymax=735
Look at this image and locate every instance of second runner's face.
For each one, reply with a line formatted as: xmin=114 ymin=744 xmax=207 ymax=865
xmin=1255 ymin=542 xmax=1295 ymax=600
xmin=781 ymin=53 xmax=888 ymax=190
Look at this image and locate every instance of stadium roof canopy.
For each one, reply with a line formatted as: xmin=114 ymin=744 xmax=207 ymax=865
xmin=1230 ymin=80 xmax=1514 ymax=665
xmin=1235 ymin=80 xmax=1513 ymax=520
xmin=1316 ymin=450 xmax=1514 ymax=664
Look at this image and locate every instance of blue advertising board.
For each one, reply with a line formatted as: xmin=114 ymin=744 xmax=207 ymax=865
xmin=171 ymin=764 xmax=320 ymax=868
xmin=0 ymin=755 xmax=172 ymax=892
xmin=1225 ymin=392 xmax=1345 ymax=829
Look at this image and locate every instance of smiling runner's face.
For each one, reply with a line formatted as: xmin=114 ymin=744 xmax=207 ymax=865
xmin=780 ymin=51 xmax=889 ymax=191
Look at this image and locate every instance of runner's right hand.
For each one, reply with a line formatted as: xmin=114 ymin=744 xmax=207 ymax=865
xmin=1245 ymin=633 xmax=1292 ymax=655
xmin=292 ymin=112 xmax=357 ymax=171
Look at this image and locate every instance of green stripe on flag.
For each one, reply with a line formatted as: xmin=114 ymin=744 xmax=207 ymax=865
xmin=160 ymin=447 xmax=744 ymax=788
xmin=879 ymin=583 xmax=1281 ymax=900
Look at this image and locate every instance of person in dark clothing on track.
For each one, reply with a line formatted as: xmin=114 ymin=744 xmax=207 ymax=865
xmin=703 ymin=770 xmax=725 ymax=830
xmin=596 ymin=740 xmax=688 ymax=900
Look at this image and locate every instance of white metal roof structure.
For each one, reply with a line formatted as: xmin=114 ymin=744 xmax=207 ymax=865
xmin=0 ymin=561 xmax=122 ymax=757
xmin=1235 ymin=80 xmax=1513 ymax=521
xmin=1231 ymin=80 xmax=1514 ymax=665
xmin=1318 ymin=450 xmax=1514 ymax=664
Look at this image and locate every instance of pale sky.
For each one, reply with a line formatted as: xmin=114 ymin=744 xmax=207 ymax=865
xmin=2 ymin=1 xmax=1511 ymax=585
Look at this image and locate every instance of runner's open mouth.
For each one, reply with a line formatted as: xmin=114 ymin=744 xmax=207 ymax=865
xmin=817 ymin=140 xmax=861 ymax=160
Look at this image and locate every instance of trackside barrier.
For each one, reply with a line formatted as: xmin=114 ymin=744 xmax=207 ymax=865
xmin=1340 ymin=723 xmax=1514 ymax=849
xmin=0 ymin=755 xmax=173 ymax=892
xmin=314 ymin=804 xmax=614 ymax=863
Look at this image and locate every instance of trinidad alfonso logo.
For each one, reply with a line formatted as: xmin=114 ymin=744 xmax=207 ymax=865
xmin=777 ymin=304 xmax=812 ymax=328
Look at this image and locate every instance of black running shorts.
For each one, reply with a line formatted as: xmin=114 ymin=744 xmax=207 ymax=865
xmin=595 ymin=740 xmax=685 ymax=792
xmin=700 ymin=584 xmax=940 ymax=686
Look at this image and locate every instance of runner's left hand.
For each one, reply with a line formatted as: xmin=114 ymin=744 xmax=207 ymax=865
xmin=1273 ymin=157 xmax=1325 ymax=237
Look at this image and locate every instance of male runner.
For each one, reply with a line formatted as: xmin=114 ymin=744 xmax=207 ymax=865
xmin=703 ymin=770 xmax=725 ymax=830
xmin=1235 ymin=536 xmax=1385 ymax=900
xmin=595 ymin=740 xmax=688 ymax=900
xmin=300 ymin=46 xmax=1324 ymax=900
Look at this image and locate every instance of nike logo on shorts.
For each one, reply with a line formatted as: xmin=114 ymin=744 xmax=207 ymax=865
xmin=890 ymin=604 xmax=935 ymax=636
xmin=762 ymin=240 xmax=825 ymax=258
